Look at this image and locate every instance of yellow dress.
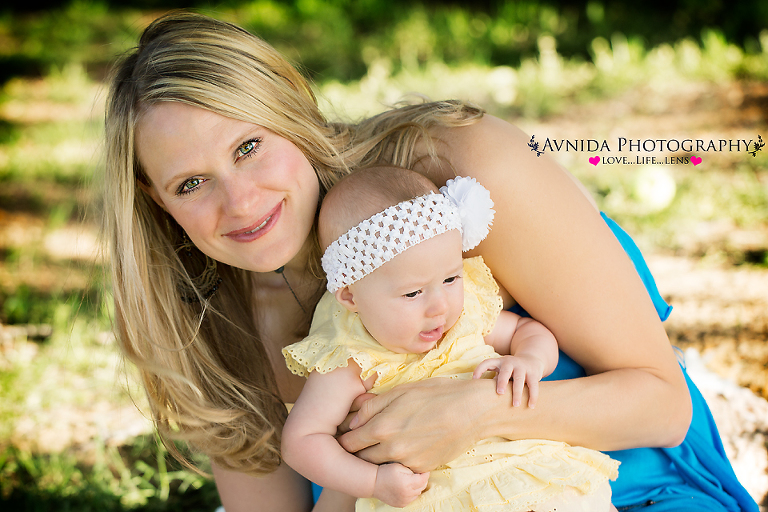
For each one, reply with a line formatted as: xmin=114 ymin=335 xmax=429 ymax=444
xmin=284 ymin=257 xmax=619 ymax=512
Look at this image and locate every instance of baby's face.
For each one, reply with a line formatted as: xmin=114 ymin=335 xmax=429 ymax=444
xmin=346 ymin=230 xmax=465 ymax=354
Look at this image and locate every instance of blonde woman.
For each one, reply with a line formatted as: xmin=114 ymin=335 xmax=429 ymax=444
xmin=103 ymin=11 xmax=757 ymax=512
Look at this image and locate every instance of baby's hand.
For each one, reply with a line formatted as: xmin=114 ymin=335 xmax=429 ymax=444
xmin=473 ymin=355 xmax=545 ymax=408
xmin=373 ymin=462 xmax=429 ymax=508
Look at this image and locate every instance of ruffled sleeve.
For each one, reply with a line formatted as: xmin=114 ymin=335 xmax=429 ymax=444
xmin=461 ymin=257 xmax=503 ymax=336
xmin=282 ymin=292 xmax=398 ymax=384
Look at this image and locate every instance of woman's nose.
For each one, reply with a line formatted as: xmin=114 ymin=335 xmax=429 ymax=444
xmin=220 ymin=172 xmax=259 ymax=218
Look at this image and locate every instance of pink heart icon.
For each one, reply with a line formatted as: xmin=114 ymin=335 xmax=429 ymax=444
xmin=589 ymin=156 xmax=600 ymax=166
xmin=691 ymin=156 xmax=702 ymax=166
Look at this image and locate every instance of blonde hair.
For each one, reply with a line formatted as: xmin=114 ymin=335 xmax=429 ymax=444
xmin=103 ymin=11 xmax=484 ymax=476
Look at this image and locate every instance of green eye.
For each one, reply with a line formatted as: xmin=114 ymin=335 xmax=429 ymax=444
xmin=177 ymin=177 xmax=202 ymax=195
xmin=236 ymin=138 xmax=261 ymax=158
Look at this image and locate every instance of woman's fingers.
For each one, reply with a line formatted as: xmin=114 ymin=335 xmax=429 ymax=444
xmin=349 ymin=388 xmax=403 ymax=430
xmin=338 ymin=386 xmax=410 ymax=453
xmin=338 ymin=379 xmax=491 ymax=473
xmin=337 ymin=392 xmax=376 ymax=435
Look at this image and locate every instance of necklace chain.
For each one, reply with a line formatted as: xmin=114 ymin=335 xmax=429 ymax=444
xmin=274 ymin=266 xmax=308 ymax=314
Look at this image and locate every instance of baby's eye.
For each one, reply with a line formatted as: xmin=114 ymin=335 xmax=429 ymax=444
xmin=444 ymin=275 xmax=461 ymax=284
xmin=403 ymin=290 xmax=421 ymax=298
xmin=177 ymin=177 xmax=204 ymax=195
xmin=236 ymin=138 xmax=262 ymax=159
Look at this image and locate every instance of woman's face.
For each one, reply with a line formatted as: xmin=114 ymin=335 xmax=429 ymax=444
xmin=136 ymin=102 xmax=320 ymax=273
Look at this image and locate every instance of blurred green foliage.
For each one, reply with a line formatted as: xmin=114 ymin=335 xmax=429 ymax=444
xmin=1 ymin=0 xmax=768 ymax=82
xmin=0 ymin=437 xmax=220 ymax=511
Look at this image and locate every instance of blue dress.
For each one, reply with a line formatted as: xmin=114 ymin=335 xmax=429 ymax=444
xmin=313 ymin=213 xmax=758 ymax=511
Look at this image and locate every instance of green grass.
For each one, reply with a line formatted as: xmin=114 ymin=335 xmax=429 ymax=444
xmin=0 ymin=280 xmax=220 ymax=510
xmin=0 ymin=437 xmax=220 ymax=511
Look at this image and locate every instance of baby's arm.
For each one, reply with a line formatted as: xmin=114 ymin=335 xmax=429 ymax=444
xmin=281 ymin=362 xmax=429 ymax=507
xmin=474 ymin=311 xmax=559 ymax=407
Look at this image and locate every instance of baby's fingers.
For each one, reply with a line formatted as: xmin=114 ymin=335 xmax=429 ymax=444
xmin=527 ymin=379 xmax=539 ymax=408
xmin=511 ymin=373 xmax=527 ymax=407
xmin=472 ymin=359 xmax=499 ymax=380
xmin=411 ymin=472 xmax=430 ymax=493
xmin=495 ymin=365 xmax=515 ymax=395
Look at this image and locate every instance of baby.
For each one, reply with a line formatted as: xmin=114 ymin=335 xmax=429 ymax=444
xmin=282 ymin=166 xmax=619 ymax=511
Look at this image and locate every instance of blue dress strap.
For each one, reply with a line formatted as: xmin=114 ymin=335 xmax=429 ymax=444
xmin=599 ymin=212 xmax=672 ymax=321
xmin=311 ymin=482 xmax=323 ymax=503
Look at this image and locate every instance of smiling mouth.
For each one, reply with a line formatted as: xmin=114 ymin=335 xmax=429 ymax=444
xmin=244 ymin=215 xmax=271 ymax=234
xmin=225 ymin=202 xmax=282 ymax=239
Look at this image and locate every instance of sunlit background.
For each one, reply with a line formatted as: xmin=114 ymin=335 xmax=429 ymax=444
xmin=0 ymin=1 xmax=767 ymax=510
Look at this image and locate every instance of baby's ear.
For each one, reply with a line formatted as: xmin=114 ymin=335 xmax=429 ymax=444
xmin=334 ymin=286 xmax=358 ymax=312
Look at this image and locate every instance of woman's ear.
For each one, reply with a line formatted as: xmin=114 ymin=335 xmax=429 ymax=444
xmin=334 ymin=286 xmax=358 ymax=312
xmin=137 ymin=179 xmax=168 ymax=211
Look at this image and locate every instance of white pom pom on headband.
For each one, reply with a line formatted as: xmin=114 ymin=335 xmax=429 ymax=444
xmin=321 ymin=176 xmax=495 ymax=293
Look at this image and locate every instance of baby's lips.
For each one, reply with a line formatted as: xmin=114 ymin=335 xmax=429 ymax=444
xmin=419 ymin=325 xmax=444 ymax=342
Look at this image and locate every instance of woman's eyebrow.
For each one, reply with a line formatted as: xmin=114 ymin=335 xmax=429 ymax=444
xmin=159 ymin=126 xmax=266 ymax=193
xmin=158 ymin=169 xmax=190 ymax=192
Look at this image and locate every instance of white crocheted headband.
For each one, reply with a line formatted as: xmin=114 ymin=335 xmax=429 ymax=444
xmin=322 ymin=176 xmax=495 ymax=292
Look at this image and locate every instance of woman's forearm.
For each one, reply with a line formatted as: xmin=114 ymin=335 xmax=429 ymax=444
xmin=475 ymin=367 xmax=691 ymax=451
xmin=340 ymin=365 xmax=690 ymax=473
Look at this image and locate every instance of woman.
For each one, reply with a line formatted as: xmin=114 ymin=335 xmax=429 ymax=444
xmin=103 ymin=11 xmax=757 ymax=512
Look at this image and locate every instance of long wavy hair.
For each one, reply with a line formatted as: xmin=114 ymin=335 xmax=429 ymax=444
xmin=103 ymin=11 xmax=483 ymax=475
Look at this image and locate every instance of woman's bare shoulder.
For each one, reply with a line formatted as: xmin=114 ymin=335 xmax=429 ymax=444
xmin=426 ymin=114 xmax=597 ymax=208
xmin=422 ymin=114 xmax=528 ymax=180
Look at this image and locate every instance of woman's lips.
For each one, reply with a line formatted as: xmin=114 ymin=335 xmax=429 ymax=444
xmin=224 ymin=202 xmax=282 ymax=242
xmin=419 ymin=325 xmax=444 ymax=342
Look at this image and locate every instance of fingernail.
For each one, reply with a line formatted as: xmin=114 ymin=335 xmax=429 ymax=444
xmin=349 ymin=415 xmax=359 ymax=429
xmin=513 ymin=400 xmax=520 ymax=407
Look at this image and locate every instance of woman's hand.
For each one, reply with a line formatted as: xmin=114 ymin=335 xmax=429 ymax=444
xmin=337 ymin=377 xmax=508 ymax=473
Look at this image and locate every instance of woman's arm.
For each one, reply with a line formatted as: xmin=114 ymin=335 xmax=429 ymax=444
xmin=213 ymin=462 xmax=313 ymax=512
xmin=213 ymin=462 xmax=356 ymax=512
xmin=337 ymin=114 xmax=691 ymax=472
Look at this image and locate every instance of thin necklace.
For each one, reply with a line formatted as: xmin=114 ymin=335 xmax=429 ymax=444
xmin=274 ymin=266 xmax=308 ymax=314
